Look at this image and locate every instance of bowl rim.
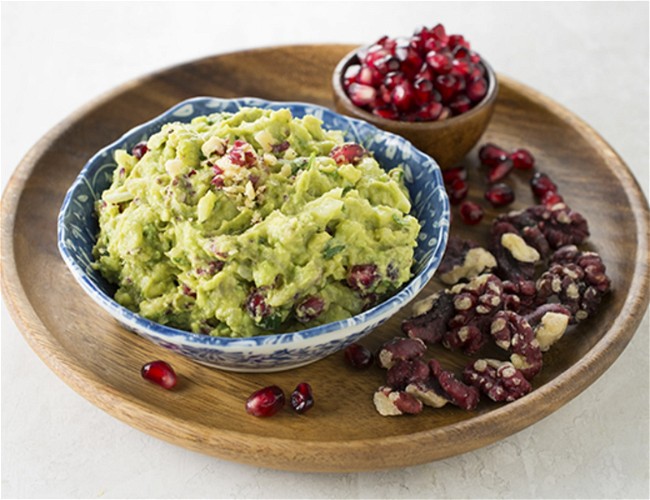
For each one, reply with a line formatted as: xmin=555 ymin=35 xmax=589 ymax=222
xmin=57 ymin=96 xmax=450 ymax=349
xmin=331 ymin=45 xmax=499 ymax=130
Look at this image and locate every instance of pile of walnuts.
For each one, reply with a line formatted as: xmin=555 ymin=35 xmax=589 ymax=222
xmin=372 ymin=199 xmax=611 ymax=416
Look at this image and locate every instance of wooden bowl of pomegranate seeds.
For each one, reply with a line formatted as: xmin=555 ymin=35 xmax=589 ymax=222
xmin=332 ymin=25 xmax=498 ymax=169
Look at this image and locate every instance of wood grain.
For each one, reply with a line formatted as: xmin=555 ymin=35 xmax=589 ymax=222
xmin=1 ymin=45 xmax=649 ymax=472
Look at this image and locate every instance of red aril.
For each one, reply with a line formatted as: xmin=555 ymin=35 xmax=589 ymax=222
xmin=510 ymin=148 xmax=535 ymax=170
xmin=486 ymin=159 xmax=514 ymax=183
xmin=413 ymin=78 xmax=435 ymax=104
xmin=467 ymin=78 xmax=488 ymax=102
xmin=442 ymin=165 xmax=467 ymax=184
xmin=141 ymin=361 xmax=177 ymax=390
xmin=530 ymin=172 xmax=558 ymax=199
xmin=478 ymin=143 xmax=508 ymax=167
xmin=347 ymin=264 xmax=379 ymax=292
xmin=485 ymin=183 xmax=515 ymax=207
xmin=459 ymin=201 xmax=484 ymax=225
xmin=373 ymin=106 xmax=400 ymax=120
xmin=448 ymin=178 xmax=469 ymax=205
xmin=416 ymin=101 xmax=443 ymax=121
xmin=246 ymin=386 xmax=286 ymax=417
xmin=347 ymin=83 xmax=376 ymax=106
xmin=425 ymin=51 xmax=452 ymax=73
xmin=344 ymin=343 xmax=374 ymax=369
xmin=391 ymin=82 xmax=415 ymax=111
xmin=434 ymin=74 xmax=458 ymax=102
xmin=131 ymin=142 xmax=148 ymax=160
xmin=290 ymin=383 xmax=314 ymax=414
xmin=449 ymin=95 xmax=472 ymax=115
xmin=541 ymin=190 xmax=564 ymax=206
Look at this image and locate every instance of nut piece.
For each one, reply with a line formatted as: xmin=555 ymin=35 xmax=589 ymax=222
xmin=444 ymin=274 xmax=505 ymax=355
xmin=489 ymin=311 xmax=542 ymax=379
xmin=402 ymin=291 xmax=455 ymax=345
xmin=405 ymin=381 xmax=449 ymax=408
xmin=501 ymin=233 xmax=541 ymax=263
xmin=377 ymin=337 xmax=427 ymax=369
xmin=386 ymin=359 xmax=430 ymax=389
xmin=502 ymin=279 xmax=538 ymax=313
xmin=437 ymin=236 xmax=496 ymax=285
xmin=463 ymin=359 xmax=532 ymax=403
xmin=490 ymin=221 xmax=538 ymax=281
xmin=373 ymin=386 xmax=424 ymax=416
xmin=525 ymin=303 xmax=572 ymax=351
xmin=536 ymin=245 xmax=611 ymax=322
xmin=497 ymin=203 xmax=590 ymax=258
xmin=429 ymin=359 xmax=480 ymax=410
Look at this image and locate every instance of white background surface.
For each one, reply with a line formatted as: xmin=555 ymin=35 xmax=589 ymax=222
xmin=2 ymin=2 xmax=649 ymax=498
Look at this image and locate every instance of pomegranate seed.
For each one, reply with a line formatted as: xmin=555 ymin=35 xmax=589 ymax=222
xmin=439 ymin=106 xmax=452 ymax=120
xmin=374 ymin=55 xmax=401 ymax=75
xmin=450 ymin=58 xmax=472 ymax=77
xmin=434 ymin=74 xmax=458 ymax=102
xmin=530 ymin=172 xmax=558 ymax=199
xmin=413 ymin=78 xmax=434 ymax=105
xmin=459 ymin=201 xmax=484 ymax=225
xmin=449 ymin=95 xmax=472 ymax=115
xmin=343 ymin=64 xmax=361 ymax=86
xmin=347 ymin=264 xmax=379 ymax=292
xmin=290 ymin=382 xmax=314 ymax=414
xmin=228 ymin=140 xmax=257 ymax=167
xmin=391 ymin=82 xmax=415 ymax=112
xmin=442 ymin=165 xmax=467 ymax=184
xmin=485 ymin=183 xmax=515 ymax=207
xmin=486 ymin=159 xmax=514 ymax=183
xmin=541 ymin=190 xmax=564 ymax=206
xmin=510 ymin=148 xmax=535 ymax=170
xmin=383 ymin=71 xmax=406 ymax=89
xmin=448 ymin=178 xmax=469 ymax=205
xmin=364 ymin=48 xmax=390 ymax=68
xmin=295 ymin=296 xmax=325 ymax=323
xmin=415 ymin=64 xmax=434 ymax=82
xmin=344 ymin=343 xmax=374 ymax=369
xmin=131 ymin=142 xmax=148 ymax=160
xmin=141 ymin=361 xmax=177 ymax=390
xmin=449 ymin=34 xmax=470 ymax=49
xmin=246 ymin=289 xmax=273 ymax=321
xmin=467 ymin=78 xmax=488 ymax=102
xmin=329 ymin=143 xmax=367 ymax=165
xmin=347 ymin=83 xmax=376 ymax=106
xmin=431 ymin=24 xmax=449 ymax=45
xmin=425 ymin=51 xmax=452 ymax=73
xmin=479 ymin=143 xmax=508 ymax=167
xmin=355 ymin=66 xmax=376 ymax=86
xmin=373 ymin=106 xmax=400 ymax=120
xmin=395 ymin=46 xmax=423 ymax=77
xmin=452 ymin=46 xmax=471 ymax=60
xmin=246 ymin=385 xmax=285 ymax=417
xmin=416 ymin=101 xmax=443 ymax=121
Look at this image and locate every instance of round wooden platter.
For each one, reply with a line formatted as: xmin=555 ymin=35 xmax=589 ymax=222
xmin=2 ymin=45 xmax=649 ymax=473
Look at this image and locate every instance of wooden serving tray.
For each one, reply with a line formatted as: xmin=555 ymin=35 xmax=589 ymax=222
xmin=2 ymin=45 xmax=649 ymax=472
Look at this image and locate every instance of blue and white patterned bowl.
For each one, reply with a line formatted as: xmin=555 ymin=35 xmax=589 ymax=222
xmin=57 ymin=97 xmax=450 ymax=372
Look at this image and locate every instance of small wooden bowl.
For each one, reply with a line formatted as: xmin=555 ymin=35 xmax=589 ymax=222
xmin=332 ymin=47 xmax=499 ymax=169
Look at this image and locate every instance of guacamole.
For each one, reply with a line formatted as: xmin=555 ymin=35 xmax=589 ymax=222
xmin=93 ymin=107 xmax=420 ymax=337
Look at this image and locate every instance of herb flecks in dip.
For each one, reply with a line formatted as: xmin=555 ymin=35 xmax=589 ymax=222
xmin=93 ymin=107 xmax=420 ymax=337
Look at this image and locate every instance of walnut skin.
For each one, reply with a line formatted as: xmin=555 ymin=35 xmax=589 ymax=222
xmin=373 ymin=386 xmax=424 ymax=416
xmin=489 ymin=311 xmax=543 ymax=379
xmin=536 ymin=245 xmax=611 ymax=322
xmin=377 ymin=337 xmax=427 ymax=369
xmin=463 ymin=359 xmax=532 ymax=402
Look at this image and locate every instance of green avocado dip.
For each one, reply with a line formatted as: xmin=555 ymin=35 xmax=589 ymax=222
xmin=92 ymin=107 xmax=421 ymax=337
